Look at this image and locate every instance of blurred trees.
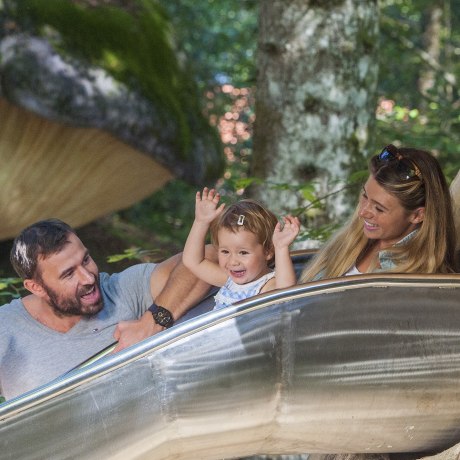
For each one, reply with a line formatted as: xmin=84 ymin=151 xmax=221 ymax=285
xmin=119 ymin=0 xmax=259 ymax=248
xmin=1 ymin=0 xmax=459 ymax=252
xmin=376 ymin=0 xmax=460 ymax=178
xmin=144 ymin=0 xmax=460 ymax=247
xmin=1 ymin=0 xmax=460 ymax=295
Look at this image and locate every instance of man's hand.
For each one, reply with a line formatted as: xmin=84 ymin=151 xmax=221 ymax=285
xmin=112 ymin=311 xmax=164 ymax=352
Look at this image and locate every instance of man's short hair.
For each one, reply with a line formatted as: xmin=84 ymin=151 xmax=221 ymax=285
xmin=10 ymin=219 xmax=76 ymax=280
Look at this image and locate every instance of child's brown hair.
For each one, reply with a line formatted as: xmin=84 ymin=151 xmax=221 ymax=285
xmin=210 ymin=199 xmax=278 ymax=260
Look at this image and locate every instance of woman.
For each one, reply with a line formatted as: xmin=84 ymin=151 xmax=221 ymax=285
xmin=300 ymin=144 xmax=457 ymax=282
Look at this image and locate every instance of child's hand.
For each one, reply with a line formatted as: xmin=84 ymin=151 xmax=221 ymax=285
xmin=273 ymin=215 xmax=300 ymax=249
xmin=195 ymin=187 xmax=225 ymax=224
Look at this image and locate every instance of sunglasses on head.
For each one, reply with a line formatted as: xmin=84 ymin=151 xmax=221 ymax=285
xmin=377 ymin=145 xmax=423 ymax=181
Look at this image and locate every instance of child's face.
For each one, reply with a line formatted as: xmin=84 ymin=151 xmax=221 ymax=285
xmin=217 ymin=228 xmax=273 ymax=285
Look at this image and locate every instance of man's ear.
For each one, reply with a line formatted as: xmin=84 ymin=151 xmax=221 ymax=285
xmin=410 ymin=207 xmax=425 ymax=224
xmin=23 ymin=278 xmax=46 ymax=298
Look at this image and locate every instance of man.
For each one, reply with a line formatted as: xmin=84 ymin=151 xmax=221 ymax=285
xmin=0 ymin=219 xmax=213 ymax=400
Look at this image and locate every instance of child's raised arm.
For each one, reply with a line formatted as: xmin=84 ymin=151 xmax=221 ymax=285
xmin=183 ymin=187 xmax=227 ymax=287
xmin=272 ymin=215 xmax=300 ymax=289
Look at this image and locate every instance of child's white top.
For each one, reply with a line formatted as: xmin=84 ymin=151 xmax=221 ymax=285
xmin=344 ymin=265 xmax=362 ymax=276
xmin=213 ymin=271 xmax=276 ymax=310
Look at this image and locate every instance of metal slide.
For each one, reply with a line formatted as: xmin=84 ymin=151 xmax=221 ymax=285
xmin=1 ymin=274 xmax=460 ymax=459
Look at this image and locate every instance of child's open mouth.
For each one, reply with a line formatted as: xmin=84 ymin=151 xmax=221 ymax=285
xmin=230 ymin=269 xmax=246 ymax=278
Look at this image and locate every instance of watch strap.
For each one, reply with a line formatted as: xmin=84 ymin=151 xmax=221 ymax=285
xmin=148 ymin=303 xmax=174 ymax=328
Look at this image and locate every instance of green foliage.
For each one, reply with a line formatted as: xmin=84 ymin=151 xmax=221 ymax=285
xmin=70 ymin=1 xmax=460 ymax=243
xmin=119 ymin=179 xmax=199 ymax=248
xmin=376 ymin=1 xmax=460 ymax=175
xmin=376 ymin=100 xmax=460 ymax=182
xmin=0 ymin=277 xmax=26 ymax=304
xmin=5 ymin=0 xmax=460 ymax=249
xmin=158 ymin=0 xmax=258 ymax=182
xmin=158 ymin=0 xmax=258 ymax=89
xmin=8 ymin=0 xmax=209 ymax=154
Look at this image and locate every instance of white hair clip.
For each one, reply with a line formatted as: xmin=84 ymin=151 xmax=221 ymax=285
xmin=237 ymin=215 xmax=245 ymax=226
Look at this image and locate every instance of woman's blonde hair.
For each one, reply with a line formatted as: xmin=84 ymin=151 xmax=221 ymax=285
xmin=210 ymin=199 xmax=278 ymax=261
xmin=300 ymin=145 xmax=457 ymax=282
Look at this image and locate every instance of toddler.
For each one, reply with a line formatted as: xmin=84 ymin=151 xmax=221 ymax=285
xmin=183 ymin=187 xmax=300 ymax=310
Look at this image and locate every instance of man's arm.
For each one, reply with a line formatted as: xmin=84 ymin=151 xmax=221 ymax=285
xmin=113 ymin=246 xmax=217 ymax=351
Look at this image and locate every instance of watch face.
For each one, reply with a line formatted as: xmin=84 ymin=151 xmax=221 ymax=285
xmin=153 ymin=306 xmax=173 ymax=327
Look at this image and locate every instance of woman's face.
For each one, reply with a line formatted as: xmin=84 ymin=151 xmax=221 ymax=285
xmin=358 ymin=175 xmax=424 ymax=249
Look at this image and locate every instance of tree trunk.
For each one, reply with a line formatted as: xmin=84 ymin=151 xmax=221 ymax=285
xmin=251 ymin=0 xmax=379 ymax=221
xmin=418 ymin=3 xmax=443 ymax=98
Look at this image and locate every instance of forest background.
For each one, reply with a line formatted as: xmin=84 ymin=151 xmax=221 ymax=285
xmin=1 ymin=0 xmax=460 ymax=302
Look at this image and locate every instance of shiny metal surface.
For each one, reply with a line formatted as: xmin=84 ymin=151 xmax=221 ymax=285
xmin=2 ymin=274 xmax=460 ymax=459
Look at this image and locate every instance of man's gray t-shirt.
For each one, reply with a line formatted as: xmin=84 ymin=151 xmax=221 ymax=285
xmin=0 ymin=263 xmax=156 ymax=401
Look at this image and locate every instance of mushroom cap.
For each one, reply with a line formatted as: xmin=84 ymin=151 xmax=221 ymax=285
xmin=0 ymin=98 xmax=173 ymax=240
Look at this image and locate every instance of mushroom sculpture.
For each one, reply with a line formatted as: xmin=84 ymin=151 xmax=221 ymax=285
xmin=0 ymin=97 xmax=177 ymax=240
xmin=0 ymin=5 xmax=223 ymax=240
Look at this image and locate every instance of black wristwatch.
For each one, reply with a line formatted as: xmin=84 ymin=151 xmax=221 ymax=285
xmin=148 ymin=303 xmax=174 ymax=328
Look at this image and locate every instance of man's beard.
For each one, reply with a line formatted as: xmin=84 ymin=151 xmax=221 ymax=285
xmin=43 ymin=277 xmax=103 ymax=318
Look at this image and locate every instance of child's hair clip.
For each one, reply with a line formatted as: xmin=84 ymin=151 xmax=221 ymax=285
xmin=237 ymin=215 xmax=245 ymax=226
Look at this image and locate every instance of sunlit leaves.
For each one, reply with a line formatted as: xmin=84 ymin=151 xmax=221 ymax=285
xmin=0 ymin=278 xmax=26 ymax=302
xmin=300 ymin=184 xmax=317 ymax=203
xmin=231 ymin=177 xmax=262 ymax=191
